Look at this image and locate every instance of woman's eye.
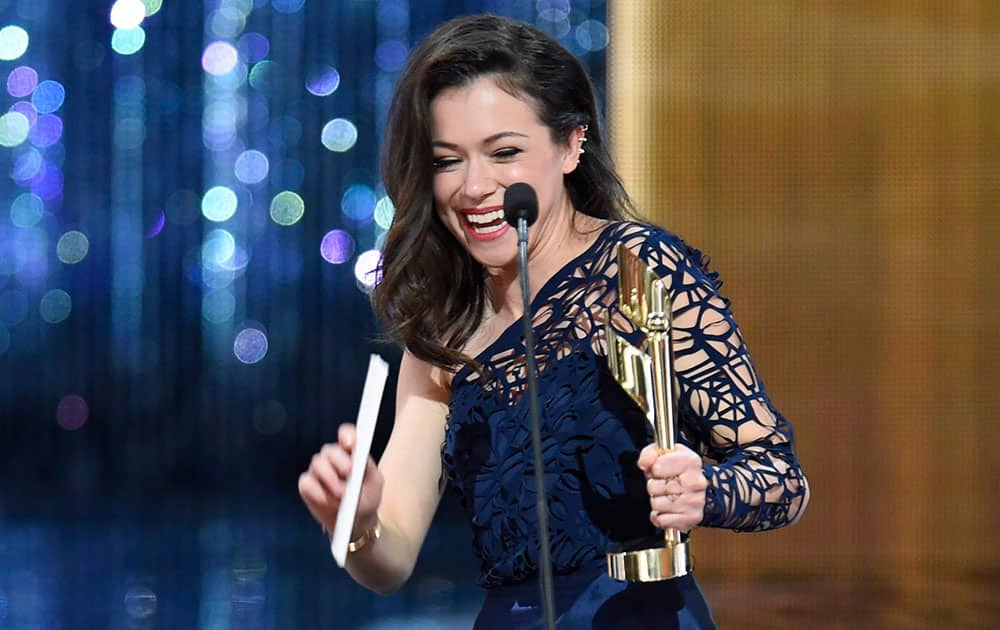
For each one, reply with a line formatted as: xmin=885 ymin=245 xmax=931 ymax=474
xmin=432 ymin=157 xmax=459 ymax=170
xmin=493 ymin=147 xmax=522 ymax=159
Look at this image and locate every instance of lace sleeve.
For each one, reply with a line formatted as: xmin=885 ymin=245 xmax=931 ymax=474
xmin=626 ymin=225 xmax=809 ymax=532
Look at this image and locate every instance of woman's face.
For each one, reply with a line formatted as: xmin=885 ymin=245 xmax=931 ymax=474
xmin=428 ymin=76 xmax=580 ymax=270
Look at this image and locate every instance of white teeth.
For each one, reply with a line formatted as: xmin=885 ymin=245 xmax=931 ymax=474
xmin=472 ymin=221 xmax=506 ymax=234
xmin=466 ymin=209 xmax=505 ymax=225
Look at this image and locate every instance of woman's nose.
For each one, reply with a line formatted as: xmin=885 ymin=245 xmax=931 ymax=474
xmin=460 ymin=157 xmax=496 ymax=202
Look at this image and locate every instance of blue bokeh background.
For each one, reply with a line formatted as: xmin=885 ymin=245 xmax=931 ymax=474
xmin=0 ymin=0 xmax=609 ymax=626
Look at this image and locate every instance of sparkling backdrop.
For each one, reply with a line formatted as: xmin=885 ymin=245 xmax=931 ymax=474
xmin=0 ymin=1 xmax=608 ymax=626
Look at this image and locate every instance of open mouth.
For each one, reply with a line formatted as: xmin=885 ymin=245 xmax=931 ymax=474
xmin=464 ymin=208 xmax=507 ymax=235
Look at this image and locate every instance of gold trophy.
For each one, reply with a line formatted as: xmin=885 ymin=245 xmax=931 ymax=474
xmin=604 ymin=245 xmax=692 ymax=582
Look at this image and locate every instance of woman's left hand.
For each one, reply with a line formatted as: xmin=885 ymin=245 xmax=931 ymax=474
xmin=637 ymin=443 xmax=708 ymax=534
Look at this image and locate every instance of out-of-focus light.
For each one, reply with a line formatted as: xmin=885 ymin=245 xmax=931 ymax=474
xmin=374 ymin=41 xmax=408 ymax=72
xmin=0 ymin=111 xmax=30 ymax=147
xmin=353 ymin=249 xmax=383 ymax=291
xmin=234 ymin=149 xmax=269 ymax=184
xmin=272 ymin=0 xmax=305 ymax=13
xmin=219 ymin=244 xmax=250 ymax=272
xmin=575 ymin=20 xmax=609 ymax=52
xmin=202 ymin=100 xmax=241 ymax=151
xmin=321 ymin=118 xmax=357 ymax=152
xmin=56 ymin=230 xmax=90 ymax=264
xmin=537 ymin=0 xmax=571 ymax=22
xmin=29 ymin=113 xmax=62 ymax=147
xmin=227 ymin=0 xmax=256 ymax=16
xmin=10 ymin=192 xmax=44 ymax=228
xmin=111 ymin=27 xmax=146 ymax=56
xmin=202 ymin=41 xmax=239 ymax=76
xmin=548 ymin=18 xmax=572 ymax=39
xmin=39 ymin=288 xmax=71 ymax=323
xmin=248 ymin=60 xmax=275 ymax=94
xmin=305 ymin=66 xmax=340 ymax=96
xmin=269 ymin=191 xmax=304 ymax=226
xmin=238 ymin=33 xmax=269 ymax=64
xmin=341 ymin=185 xmax=376 ymax=223
xmin=46 ymin=142 xmax=66 ymax=163
xmin=0 ymin=227 xmax=17 ymax=276
xmin=373 ymin=196 xmax=395 ymax=229
xmin=376 ymin=1 xmax=408 ymax=31
xmin=142 ymin=0 xmax=164 ymax=17
xmin=0 ymin=26 xmax=30 ymax=61
xmin=31 ymin=162 xmax=63 ymax=200
xmin=6 ymin=66 xmax=37 ymax=97
xmin=11 ymin=149 xmax=45 ymax=185
xmin=114 ymin=74 xmax=146 ymax=104
xmin=144 ymin=210 xmax=165 ymax=238
xmin=123 ymin=586 xmax=157 ymax=621
xmin=320 ymin=229 xmax=354 ymax=265
xmin=56 ymin=394 xmax=88 ymax=430
xmin=210 ymin=8 xmax=246 ymax=39
xmin=201 ymin=265 xmax=235 ymax=290
xmin=110 ymin=0 xmax=146 ymax=29
xmin=201 ymin=186 xmax=238 ymax=222
xmin=10 ymin=227 xmax=47 ymax=279
xmin=202 ymin=229 xmax=236 ymax=266
xmin=253 ymin=400 xmax=287 ymax=435
xmin=10 ymin=101 xmax=37 ymax=127
xmin=233 ymin=327 xmax=268 ymax=364
xmin=374 ymin=73 xmax=394 ymax=109
xmin=0 ymin=289 xmax=29 ymax=325
xmin=202 ymin=288 xmax=236 ymax=323
xmin=207 ymin=62 xmax=248 ymax=92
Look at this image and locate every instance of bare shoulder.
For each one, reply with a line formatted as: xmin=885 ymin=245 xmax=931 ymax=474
xmin=398 ymin=351 xmax=452 ymax=405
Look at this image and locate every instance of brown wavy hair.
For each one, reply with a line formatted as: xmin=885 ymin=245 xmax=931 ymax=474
xmin=372 ymin=14 xmax=637 ymax=372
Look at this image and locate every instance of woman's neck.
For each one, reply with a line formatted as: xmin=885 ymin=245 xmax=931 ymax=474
xmin=485 ymin=210 xmax=606 ymax=320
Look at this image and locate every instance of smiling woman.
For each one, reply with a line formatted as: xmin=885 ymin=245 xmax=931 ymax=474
xmin=297 ymin=13 xmax=808 ymax=630
xmin=424 ymin=75 xmax=615 ymax=365
xmin=374 ymin=15 xmax=636 ymax=371
xmin=429 ymin=76 xmax=592 ymax=273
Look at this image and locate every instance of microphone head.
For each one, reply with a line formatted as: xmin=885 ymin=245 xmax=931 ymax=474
xmin=503 ymin=183 xmax=538 ymax=227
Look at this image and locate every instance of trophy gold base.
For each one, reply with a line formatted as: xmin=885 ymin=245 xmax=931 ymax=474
xmin=606 ymin=535 xmax=692 ymax=582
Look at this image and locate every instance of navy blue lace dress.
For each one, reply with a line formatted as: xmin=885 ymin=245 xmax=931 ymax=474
xmin=442 ymin=221 xmax=808 ymax=629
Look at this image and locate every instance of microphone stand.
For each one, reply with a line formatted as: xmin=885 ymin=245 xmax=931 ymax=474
xmin=516 ymin=218 xmax=556 ymax=630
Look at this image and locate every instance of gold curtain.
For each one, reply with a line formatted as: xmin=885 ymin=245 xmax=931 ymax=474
xmin=608 ymin=1 xmax=999 ymax=575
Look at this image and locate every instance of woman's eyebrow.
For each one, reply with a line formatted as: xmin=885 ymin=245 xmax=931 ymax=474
xmin=431 ymin=131 xmax=530 ymax=150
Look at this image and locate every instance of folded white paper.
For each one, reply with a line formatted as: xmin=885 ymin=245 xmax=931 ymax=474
xmin=331 ymin=353 xmax=389 ymax=567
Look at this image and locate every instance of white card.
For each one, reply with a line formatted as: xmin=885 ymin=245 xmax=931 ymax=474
xmin=331 ymin=353 xmax=389 ymax=567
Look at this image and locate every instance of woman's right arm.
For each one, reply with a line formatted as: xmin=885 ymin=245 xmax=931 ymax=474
xmin=298 ymin=351 xmax=451 ymax=594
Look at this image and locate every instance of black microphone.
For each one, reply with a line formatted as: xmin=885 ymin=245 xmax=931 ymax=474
xmin=502 ymin=182 xmax=555 ymax=630
xmin=503 ymin=182 xmax=538 ymax=227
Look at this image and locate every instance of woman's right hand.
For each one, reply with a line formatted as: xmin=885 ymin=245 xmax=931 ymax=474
xmin=298 ymin=423 xmax=384 ymax=537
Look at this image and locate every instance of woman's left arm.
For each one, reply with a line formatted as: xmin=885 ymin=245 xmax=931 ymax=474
xmin=632 ymin=230 xmax=810 ymax=533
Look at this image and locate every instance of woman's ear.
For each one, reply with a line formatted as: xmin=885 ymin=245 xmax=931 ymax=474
xmin=562 ymin=124 xmax=589 ymax=175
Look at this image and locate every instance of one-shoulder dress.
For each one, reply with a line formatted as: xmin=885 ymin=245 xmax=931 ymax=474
xmin=442 ymin=221 xmax=808 ymax=629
